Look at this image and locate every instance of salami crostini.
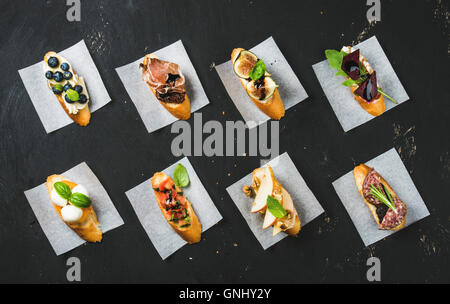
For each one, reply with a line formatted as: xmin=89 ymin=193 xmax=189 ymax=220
xmin=43 ymin=52 xmax=91 ymax=126
xmin=353 ymin=164 xmax=407 ymax=231
xmin=151 ymin=172 xmax=201 ymax=244
xmin=231 ymin=48 xmax=285 ymax=120
xmin=46 ymin=175 xmax=102 ymax=242
xmin=243 ymin=166 xmax=301 ymax=236
xmin=140 ymin=54 xmax=191 ymax=120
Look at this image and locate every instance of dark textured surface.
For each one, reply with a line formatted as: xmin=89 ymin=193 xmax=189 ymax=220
xmin=0 ymin=0 xmax=449 ymax=283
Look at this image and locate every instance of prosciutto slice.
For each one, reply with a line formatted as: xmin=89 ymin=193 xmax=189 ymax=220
xmin=141 ymin=58 xmax=186 ymax=103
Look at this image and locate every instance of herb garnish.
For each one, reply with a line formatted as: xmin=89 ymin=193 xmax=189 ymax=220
xmin=370 ymin=184 xmax=397 ymax=213
xmin=266 ymin=195 xmax=287 ymax=218
xmin=173 ymin=164 xmax=190 ymax=188
xmin=325 ymin=49 xmax=398 ymax=104
xmin=249 ymin=59 xmax=266 ymax=81
xmin=54 ymin=182 xmax=91 ymax=208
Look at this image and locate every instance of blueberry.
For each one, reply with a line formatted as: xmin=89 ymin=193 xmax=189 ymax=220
xmin=63 ymin=71 xmax=72 ymax=80
xmin=78 ymin=94 xmax=88 ymax=104
xmin=74 ymin=85 xmax=83 ymax=94
xmin=48 ymin=57 xmax=59 ymax=68
xmin=63 ymin=84 xmax=73 ymax=92
xmin=60 ymin=63 xmax=70 ymax=71
xmin=52 ymin=86 xmax=63 ymax=94
xmin=65 ymin=94 xmax=75 ymax=104
xmin=45 ymin=71 xmax=53 ymax=80
xmin=53 ymin=71 xmax=63 ymax=82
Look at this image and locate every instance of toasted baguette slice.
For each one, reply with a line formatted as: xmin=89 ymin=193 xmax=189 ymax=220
xmin=351 ymin=85 xmax=385 ymax=117
xmin=46 ymin=175 xmax=102 ymax=242
xmin=151 ymin=172 xmax=201 ymax=244
xmin=342 ymin=48 xmax=385 ymax=117
xmin=353 ymin=164 xmax=406 ymax=231
xmin=142 ymin=54 xmax=191 ymax=120
xmin=43 ymin=52 xmax=91 ymax=126
xmin=231 ymin=48 xmax=285 ymax=120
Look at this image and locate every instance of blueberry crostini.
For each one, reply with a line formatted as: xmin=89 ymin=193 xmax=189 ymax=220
xmin=43 ymin=52 xmax=91 ymax=126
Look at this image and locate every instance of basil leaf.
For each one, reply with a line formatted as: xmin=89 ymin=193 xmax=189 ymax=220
xmin=54 ymin=182 xmax=71 ymax=200
xmin=54 ymin=84 xmax=63 ymax=91
xmin=325 ymin=49 xmax=344 ymax=70
xmin=249 ymin=59 xmax=266 ymax=81
xmin=66 ymin=89 xmax=79 ymax=102
xmin=69 ymin=192 xmax=92 ymax=208
xmin=173 ymin=164 xmax=190 ymax=188
xmin=266 ymin=195 xmax=287 ymax=219
xmin=336 ymin=70 xmax=348 ymax=77
xmin=342 ymin=79 xmax=357 ymax=86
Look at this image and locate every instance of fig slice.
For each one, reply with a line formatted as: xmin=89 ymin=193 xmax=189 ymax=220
xmin=233 ymin=50 xmax=258 ymax=79
xmin=246 ymin=77 xmax=278 ymax=102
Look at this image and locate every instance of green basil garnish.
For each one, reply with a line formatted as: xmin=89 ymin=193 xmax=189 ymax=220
xmin=173 ymin=164 xmax=190 ymax=188
xmin=54 ymin=182 xmax=71 ymax=200
xmin=266 ymin=195 xmax=287 ymax=219
xmin=66 ymin=89 xmax=79 ymax=102
xmin=53 ymin=84 xmax=63 ymax=92
xmin=69 ymin=192 xmax=92 ymax=208
xmin=249 ymin=59 xmax=266 ymax=81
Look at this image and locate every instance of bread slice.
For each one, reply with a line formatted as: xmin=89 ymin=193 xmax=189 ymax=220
xmin=231 ymin=48 xmax=285 ymax=120
xmin=151 ymin=172 xmax=201 ymax=244
xmin=142 ymin=54 xmax=191 ymax=120
xmin=43 ymin=52 xmax=91 ymax=126
xmin=46 ymin=175 xmax=102 ymax=242
xmin=353 ymin=164 xmax=406 ymax=231
xmin=351 ymin=85 xmax=385 ymax=117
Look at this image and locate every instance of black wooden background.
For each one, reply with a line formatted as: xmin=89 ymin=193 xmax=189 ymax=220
xmin=0 ymin=0 xmax=448 ymax=283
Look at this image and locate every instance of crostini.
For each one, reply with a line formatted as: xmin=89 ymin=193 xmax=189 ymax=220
xmin=243 ymin=166 xmax=301 ymax=236
xmin=231 ymin=48 xmax=285 ymax=120
xmin=46 ymin=175 xmax=102 ymax=242
xmin=325 ymin=47 xmax=398 ymax=117
xmin=151 ymin=172 xmax=201 ymax=243
xmin=43 ymin=52 xmax=91 ymax=126
xmin=353 ymin=164 xmax=407 ymax=231
xmin=140 ymin=54 xmax=191 ymax=120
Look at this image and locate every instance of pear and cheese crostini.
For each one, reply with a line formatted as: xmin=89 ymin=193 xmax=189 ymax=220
xmin=140 ymin=54 xmax=191 ymax=120
xmin=231 ymin=49 xmax=285 ymax=120
xmin=151 ymin=172 xmax=201 ymax=244
xmin=46 ymin=175 xmax=102 ymax=242
xmin=243 ymin=166 xmax=301 ymax=236
xmin=43 ymin=52 xmax=91 ymax=126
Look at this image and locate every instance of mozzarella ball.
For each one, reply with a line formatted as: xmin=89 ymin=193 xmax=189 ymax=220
xmin=61 ymin=205 xmax=83 ymax=223
xmin=50 ymin=188 xmax=68 ymax=207
xmin=71 ymin=184 xmax=89 ymax=197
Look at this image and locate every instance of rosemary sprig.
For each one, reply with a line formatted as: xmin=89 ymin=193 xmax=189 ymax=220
xmin=377 ymin=88 xmax=398 ymax=104
xmin=370 ymin=184 xmax=397 ymax=214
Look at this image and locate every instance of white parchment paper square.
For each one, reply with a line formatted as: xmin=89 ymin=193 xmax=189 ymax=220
xmin=215 ymin=37 xmax=308 ymax=128
xmin=125 ymin=157 xmax=222 ymax=260
xmin=312 ymin=36 xmax=409 ymax=132
xmin=332 ymin=148 xmax=430 ymax=246
xmin=226 ymin=153 xmax=324 ymax=250
xmin=24 ymin=162 xmax=124 ymax=255
xmin=18 ymin=40 xmax=111 ymax=133
xmin=115 ymin=40 xmax=210 ymax=133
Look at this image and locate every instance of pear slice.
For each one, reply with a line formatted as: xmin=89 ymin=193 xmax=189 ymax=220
xmin=273 ymin=187 xmax=301 ymax=236
xmin=263 ymin=207 xmax=277 ymax=229
xmin=246 ymin=77 xmax=278 ymax=102
xmin=250 ymin=166 xmax=281 ymax=213
xmin=233 ymin=50 xmax=258 ymax=79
